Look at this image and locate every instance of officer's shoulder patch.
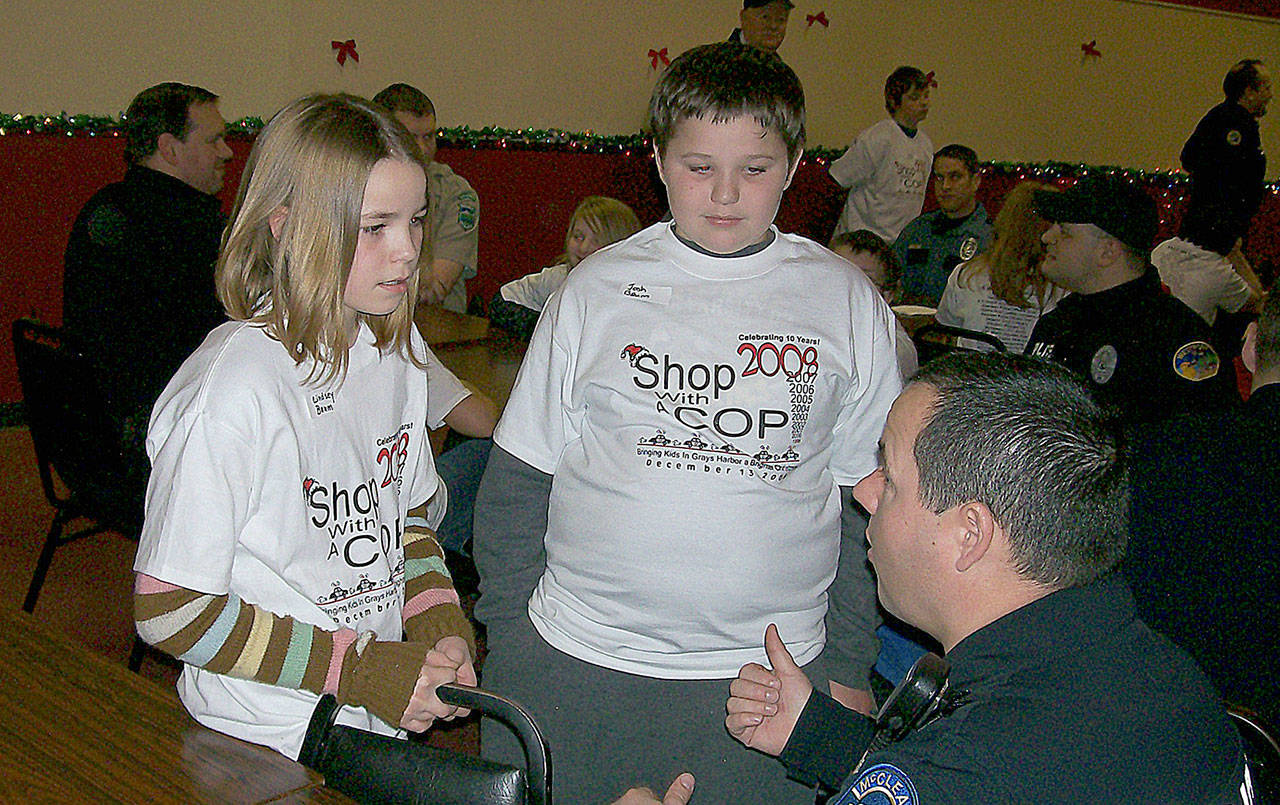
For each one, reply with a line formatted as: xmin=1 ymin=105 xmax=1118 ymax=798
xmin=1172 ymin=340 xmax=1220 ymax=381
xmin=457 ymin=193 xmax=478 ymax=231
xmin=86 ymin=203 xmax=128 ymax=248
xmin=832 ymin=763 xmax=919 ymax=805
xmin=1226 ymin=129 xmax=1242 ymax=146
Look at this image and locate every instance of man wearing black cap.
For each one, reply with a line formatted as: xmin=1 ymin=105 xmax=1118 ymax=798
xmin=1025 ymin=176 xmax=1236 ymax=423
xmin=729 ymin=0 xmax=793 ymax=52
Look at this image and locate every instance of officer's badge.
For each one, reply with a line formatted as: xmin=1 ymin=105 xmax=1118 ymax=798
xmin=1172 ymin=341 xmax=1220 ymax=381
xmin=833 ymin=763 xmax=918 ymax=805
xmin=457 ymin=194 xmax=478 ymax=231
xmin=1090 ymin=344 xmax=1118 ymax=384
xmin=959 ymin=236 xmax=979 ymax=261
xmin=1226 ymin=129 xmax=1242 ymax=146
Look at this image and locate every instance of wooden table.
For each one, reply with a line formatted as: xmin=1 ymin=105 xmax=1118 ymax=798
xmin=0 ymin=609 xmax=352 ymax=803
xmin=414 ymin=306 xmax=528 ymax=412
xmin=415 ymin=304 xmax=491 ymax=346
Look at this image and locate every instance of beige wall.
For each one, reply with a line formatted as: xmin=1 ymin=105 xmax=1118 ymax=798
xmin=4 ymin=1 xmax=1277 ymax=170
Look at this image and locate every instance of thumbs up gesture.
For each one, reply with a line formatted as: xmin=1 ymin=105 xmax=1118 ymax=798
xmin=724 ymin=624 xmax=814 ymax=756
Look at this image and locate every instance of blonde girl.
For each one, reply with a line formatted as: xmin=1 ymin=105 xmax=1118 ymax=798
xmin=491 ymin=196 xmax=641 ymax=338
xmin=133 ymin=93 xmax=475 ymax=761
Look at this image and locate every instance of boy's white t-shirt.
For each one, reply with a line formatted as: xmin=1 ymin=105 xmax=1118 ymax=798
xmin=829 ymin=117 xmax=934 ymax=242
xmin=499 ymin=263 xmax=571 ymax=312
xmin=135 ymin=321 xmax=444 ymax=758
xmin=494 ymin=222 xmax=902 ymax=678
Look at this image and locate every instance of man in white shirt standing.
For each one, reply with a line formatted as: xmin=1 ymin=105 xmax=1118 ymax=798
xmin=829 ymin=66 xmax=934 ymax=242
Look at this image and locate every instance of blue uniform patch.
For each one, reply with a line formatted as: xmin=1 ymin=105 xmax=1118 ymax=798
xmin=457 ymin=193 xmax=478 ymax=231
xmin=832 ymin=763 xmax=918 ymax=805
xmin=1172 ymin=340 xmax=1220 ymax=381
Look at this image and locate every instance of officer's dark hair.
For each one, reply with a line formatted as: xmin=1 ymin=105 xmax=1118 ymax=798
xmin=884 ymin=66 xmax=928 ymax=114
xmin=933 ymin=143 xmax=979 ymax=175
xmin=123 ymin=82 xmax=219 ymax=165
xmin=1224 ymin=59 xmax=1266 ymax=104
xmin=648 ymin=41 xmax=805 ymax=164
xmin=1255 ymin=291 xmax=1280 ymax=374
xmin=372 ymin=83 xmax=436 ymax=118
xmin=912 ymin=353 xmax=1129 ymax=589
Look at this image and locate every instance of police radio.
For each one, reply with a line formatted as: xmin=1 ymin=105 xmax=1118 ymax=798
xmin=858 ymin=652 xmax=965 ymax=770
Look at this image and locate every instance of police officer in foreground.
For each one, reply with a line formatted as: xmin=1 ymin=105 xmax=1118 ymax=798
xmin=618 ymin=352 xmax=1249 ymax=804
xmin=1025 ymin=175 xmax=1237 ymax=424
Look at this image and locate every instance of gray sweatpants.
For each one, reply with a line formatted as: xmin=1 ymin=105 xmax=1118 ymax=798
xmin=480 ymin=616 xmax=828 ymax=804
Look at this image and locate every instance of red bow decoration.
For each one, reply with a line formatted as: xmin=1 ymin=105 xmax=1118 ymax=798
xmin=806 ymin=11 xmax=829 ymax=28
xmin=648 ymin=48 xmax=670 ymax=69
xmin=331 ymin=39 xmax=359 ymax=66
xmin=924 ymin=71 xmax=938 ymax=88
xmin=1081 ymin=40 xmax=1101 ymax=58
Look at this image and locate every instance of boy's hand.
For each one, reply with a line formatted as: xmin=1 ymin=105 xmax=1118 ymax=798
xmin=399 ymin=635 xmax=476 ymax=731
xmin=725 ymin=624 xmax=812 ymax=756
xmin=612 ymin=773 xmax=695 ymax=804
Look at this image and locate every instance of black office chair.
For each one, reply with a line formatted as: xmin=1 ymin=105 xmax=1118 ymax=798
xmin=1228 ymin=704 xmax=1280 ymax=803
xmin=12 ymin=319 xmax=150 ymax=669
xmin=300 ymin=684 xmax=551 ymax=805
xmin=911 ymin=322 xmax=1007 ymax=364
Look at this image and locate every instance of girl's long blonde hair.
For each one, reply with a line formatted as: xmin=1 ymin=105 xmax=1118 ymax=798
xmin=562 ymin=196 xmax=641 ymax=267
xmin=216 ymin=93 xmax=429 ymax=385
xmin=959 ymin=181 xmax=1059 ymax=309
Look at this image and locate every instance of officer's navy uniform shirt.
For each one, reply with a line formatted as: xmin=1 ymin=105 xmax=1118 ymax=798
xmin=780 ymin=574 xmax=1247 ymax=803
xmin=1025 ymin=267 xmax=1235 ymax=424
xmin=1179 ymin=101 xmax=1266 ymax=255
xmin=1127 ymin=383 xmax=1280 ymax=730
xmin=893 ymin=204 xmax=993 ymax=305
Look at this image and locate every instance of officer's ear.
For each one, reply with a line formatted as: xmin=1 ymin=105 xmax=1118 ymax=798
xmin=1242 ymin=321 xmax=1260 ymax=375
xmin=952 ymin=500 xmax=996 ymax=573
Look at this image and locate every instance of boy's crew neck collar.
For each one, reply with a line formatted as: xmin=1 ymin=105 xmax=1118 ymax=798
xmin=895 ymin=121 xmax=918 ymax=137
xmin=672 ymin=227 xmax=776 ymax=258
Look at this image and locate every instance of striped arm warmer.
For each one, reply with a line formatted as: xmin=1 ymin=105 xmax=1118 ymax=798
xmin=134 ymin=574 xmax=456 ymax=729
xmin=402 ymin=526 xmax=476 ymax=658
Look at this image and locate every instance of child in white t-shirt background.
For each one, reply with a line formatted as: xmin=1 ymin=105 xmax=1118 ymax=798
xmin=133 ymin=94 xmax=476 ymax=766
xmin=831 ymin=229 xmax=920 ymax=378
xmin=488 ymin=195 xmax=640 ymax=339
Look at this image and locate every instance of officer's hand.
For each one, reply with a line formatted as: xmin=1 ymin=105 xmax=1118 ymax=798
xmin=612 ymin=772 xmax=695 ymax=804
xmin=725 ymin=623 xmax=813 ymax=756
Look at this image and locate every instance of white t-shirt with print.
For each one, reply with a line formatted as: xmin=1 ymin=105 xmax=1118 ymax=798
xmin=135 ymin=321 xmax=444 ymax=758
xmin=935 ymin=262 xmax=1067 ymax=354
xmin=829 ymin=118 xmax=933 ymax=242
xmin=494 ymin=222 xmax=902 ymax=679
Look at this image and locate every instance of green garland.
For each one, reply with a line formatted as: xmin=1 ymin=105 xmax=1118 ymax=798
xmin=2 ymin=112 xmax=1276 ymax=192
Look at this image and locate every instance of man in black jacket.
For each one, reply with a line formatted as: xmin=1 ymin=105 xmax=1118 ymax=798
xmin=1151 ymin=60 xmax=1269 ymax=332
xmin=63 ymin=82 xmax=231 ymax=509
